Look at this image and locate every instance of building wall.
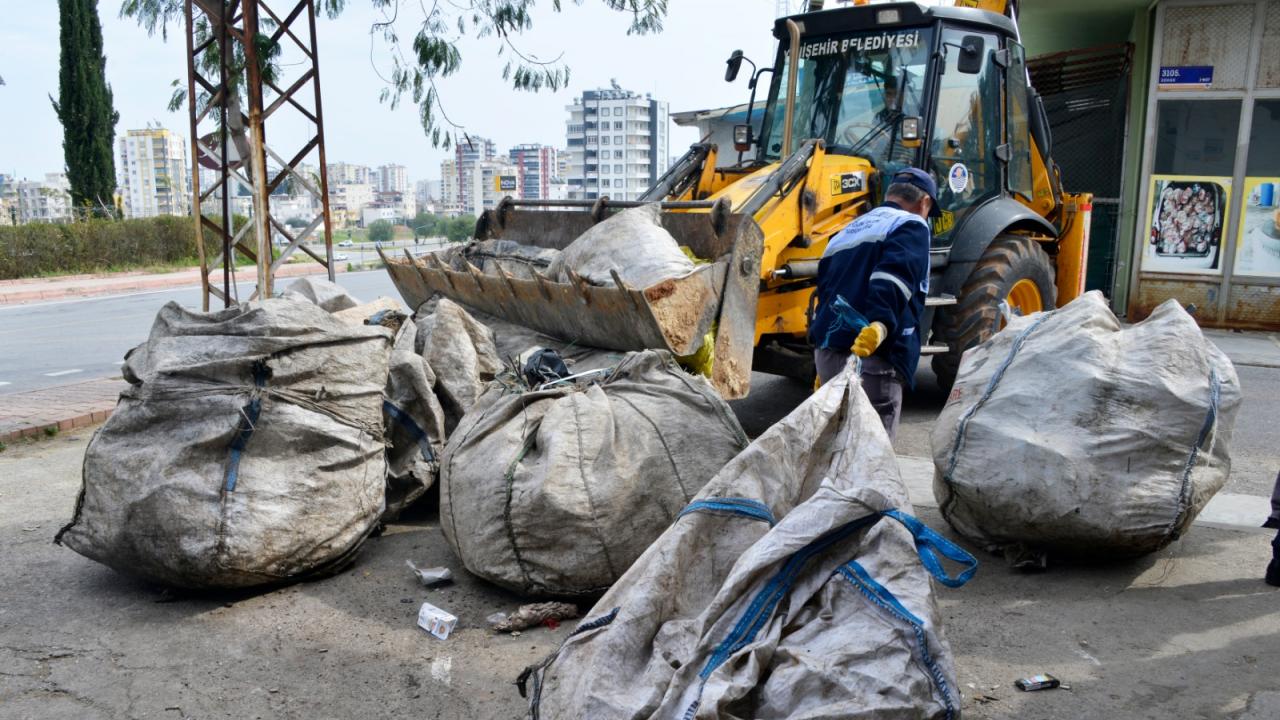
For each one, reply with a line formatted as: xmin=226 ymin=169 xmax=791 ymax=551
xmin=116 ymin=128 xmax=191 ymax=219
xmin=1124 ymin=0 xmax=1280 ymax=329
xmin=328 ymin=182 xmax=374 ymax=227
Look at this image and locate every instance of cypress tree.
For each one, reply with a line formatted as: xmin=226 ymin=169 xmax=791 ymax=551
xmin=51 ymin=0 xmax=119 ymax=218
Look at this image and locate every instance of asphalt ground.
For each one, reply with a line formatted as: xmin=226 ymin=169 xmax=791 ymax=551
xmin=1 ymin=422 xmax=1275 ymax=719
xmin=0 ymin=269 xmax=405 ymax=395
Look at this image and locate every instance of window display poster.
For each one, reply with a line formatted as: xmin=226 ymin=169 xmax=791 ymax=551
xmin=1233 ymin=177 xmax=1280 ymax=278
xmin=1141 ymin=175 xmax=1231 ymax=275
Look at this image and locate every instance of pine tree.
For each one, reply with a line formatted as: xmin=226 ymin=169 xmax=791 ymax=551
xmin=51 ymin=0 xmax=120 ymax=218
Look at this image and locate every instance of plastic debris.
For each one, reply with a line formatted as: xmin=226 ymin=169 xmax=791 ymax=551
xmin=406 ymin=560 xmax=453 ymax=587
xmin=490 ymin=602 xmax=578 ymax=633
xmin=417 ymin=601 xmax=458 ymax=640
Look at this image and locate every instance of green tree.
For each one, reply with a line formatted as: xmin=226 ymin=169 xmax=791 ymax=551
xmin=446 ymin=216 xmax=476 ymax=244
xmin=51 ymin=0 xmax=119 ymax=217
xmin=411 ymin=211 xmax=437 ymax=236
xmin=121 ymin=1 xmax=666 ymax=147
xmin=367 ymin=219 xmax=394 ymax=244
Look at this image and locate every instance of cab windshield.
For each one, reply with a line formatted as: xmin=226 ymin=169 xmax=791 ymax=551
xmin=759 ymin=27 xmax=933 ymax=170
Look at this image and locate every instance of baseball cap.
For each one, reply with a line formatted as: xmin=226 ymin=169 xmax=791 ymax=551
xmin=891 ymin=167 xmax=942 ymax=217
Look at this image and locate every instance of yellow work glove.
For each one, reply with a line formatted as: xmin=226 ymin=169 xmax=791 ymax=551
xmin=851 ymin=321 xmax=887 ymax=358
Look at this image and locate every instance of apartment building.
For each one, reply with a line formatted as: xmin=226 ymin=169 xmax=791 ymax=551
xmin=564 ymin=86 xmax=670 ymax=201
xmin=507 ymin=144 xmax=558 ymax=200
xmin=327 ymin=162 xmax=370 ymax=185
xmin=116 ymin=128 xmax=191 ymax=219
xmin=6 ymin=173 xmax=74 ymax=224
xmin=374 ymin=164 xmax=409 ymax=195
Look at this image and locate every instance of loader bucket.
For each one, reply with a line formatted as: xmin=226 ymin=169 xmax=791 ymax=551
xmin=382 ymin=199 xmax=763 ymax=399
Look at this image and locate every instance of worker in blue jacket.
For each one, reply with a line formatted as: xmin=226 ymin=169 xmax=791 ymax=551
xmin=809 ymin=167 xmax=940 ymax=440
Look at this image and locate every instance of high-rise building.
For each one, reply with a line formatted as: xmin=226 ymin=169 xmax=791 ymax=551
xmin=454 ymin=137 xmax=498 ymax=217
xmin=374 ymin=163 xmax=409 ymax=195
xmin=439 ymin=159 xmax=462 ymax=216
xmin=327 ymin=162 xmax=370 ymax=185
xmin=508 ymin=144 xmax=558 ymax=200
xmin=565 ymin=87 xmax=670 ymax=201
xmin=116 ymin=128 xmax=191 ymax=218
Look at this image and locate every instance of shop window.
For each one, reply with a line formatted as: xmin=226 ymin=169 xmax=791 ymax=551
xmin=1160 ymin=4 xmax=1254 ymax=90
xmin=1234 ymin=99 xmax=1280 ymax=277
xmin=1153 ymin=100 xmax=1241 ymax=176
xmin=1246 ymin=100 xmax=1280 ymax=175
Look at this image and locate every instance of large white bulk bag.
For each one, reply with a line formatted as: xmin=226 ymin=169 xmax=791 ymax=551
xmin=57 ymin=299 xmax=393 ymax=589
xmin=932 ymin=291 xmax=1240 ymax=561
xmin=440 ymin=350 xmax=749 ymax=597
xmin=519 ymin=361 xmax=976 ymax=719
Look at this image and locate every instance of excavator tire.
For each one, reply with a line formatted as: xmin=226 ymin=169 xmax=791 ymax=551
xmin=931 ymin=234 xmax=1056 ymax=393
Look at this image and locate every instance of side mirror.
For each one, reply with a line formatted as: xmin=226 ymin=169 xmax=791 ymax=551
xmin=957 ymin=35 xmax=985 ymax=74
xmin=733 ymin=124 xmax=753 ymax=152
xmin=725 ymin=50 xmax=745 ymax=83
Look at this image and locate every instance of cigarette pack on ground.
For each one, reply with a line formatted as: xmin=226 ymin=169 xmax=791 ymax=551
xmin=417 ymin=601 xmax=458 ymax=640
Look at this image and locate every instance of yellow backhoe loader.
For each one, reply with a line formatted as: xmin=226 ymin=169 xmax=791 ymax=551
xmin=384 ymin=0 xmax=1092 ymax=399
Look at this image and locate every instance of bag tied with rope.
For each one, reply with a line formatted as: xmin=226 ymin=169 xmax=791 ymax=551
xmin=932 ymin=291 xmax=1241 ymax=562
xmin=440 ymin=350 xmax=749 ymax=597
xmin=57 ymin=299 xmax=394 ymax=589
xmin=518 ymin=358 xmax=975 ymax=720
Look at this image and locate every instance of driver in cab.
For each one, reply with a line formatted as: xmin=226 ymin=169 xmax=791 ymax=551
xmin=809 ymin=168 xmax=940 ymax=441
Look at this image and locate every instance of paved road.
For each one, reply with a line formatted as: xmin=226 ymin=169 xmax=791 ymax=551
xmin=0 ymin=270 xmax=402 ymax=395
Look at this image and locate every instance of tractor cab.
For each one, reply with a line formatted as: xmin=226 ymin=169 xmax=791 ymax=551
xmin=752 ymin=2 xmax=1045 ymax=245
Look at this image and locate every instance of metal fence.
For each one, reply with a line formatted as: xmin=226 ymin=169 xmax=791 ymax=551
xmin=1029 ymin=43 xmax=1134 ymax=295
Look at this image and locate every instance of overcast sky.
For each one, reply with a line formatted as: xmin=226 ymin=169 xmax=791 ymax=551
xmin=0 ymin=0 xmax=798 ymax=184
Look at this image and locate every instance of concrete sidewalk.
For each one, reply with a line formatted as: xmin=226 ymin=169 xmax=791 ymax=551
xmin=0 ymin=262 xmax=344 ymax=306
xmin=0 ymin=378 xmax=128 ymax=443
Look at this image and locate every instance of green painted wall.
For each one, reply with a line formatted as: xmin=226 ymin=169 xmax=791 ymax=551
xmin=1112 ymin=7 xmax=1154 ymax=315
xmin=1019 ymin=0 xmax=1149 ymax=56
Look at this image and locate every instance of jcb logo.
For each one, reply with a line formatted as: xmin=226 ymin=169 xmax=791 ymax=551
xmin=829 ymin=172 xmax=865 ymax=196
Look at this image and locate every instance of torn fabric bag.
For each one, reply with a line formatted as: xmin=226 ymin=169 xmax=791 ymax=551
xmin=519 ymin=361 xmax=976 ymax=719
xmin=57 ymin=299 xmax=391 ymax=589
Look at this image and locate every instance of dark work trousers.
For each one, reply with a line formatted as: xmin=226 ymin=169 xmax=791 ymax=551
xmin=814 ymin=348 xmax=903 ymax=442
xmin=1268 ymin=470 xmax=1280 ymax=526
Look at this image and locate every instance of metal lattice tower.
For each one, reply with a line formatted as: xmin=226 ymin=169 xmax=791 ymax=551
xmin=183 ymin=0 xmax=335 ymax=310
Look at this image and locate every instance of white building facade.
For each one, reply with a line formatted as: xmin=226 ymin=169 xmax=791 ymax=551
xmin=116 ymin=128 xmax=191 ymax=219
xmin=374 ymin=164 xmax=409 ymax=195
xmin=565 ymin=87 xmax=670 ymax=201
xmin=8 ymin=174 xmax=74 ymax=224
xmin=327 ymin=162 xmax=370 ymax=185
